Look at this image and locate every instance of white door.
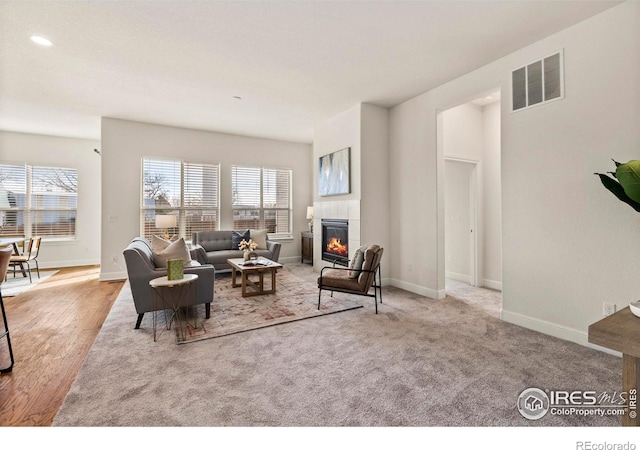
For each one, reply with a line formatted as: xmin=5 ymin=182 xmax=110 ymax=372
xmin=444 ymin=159 xmax=477 ymax=285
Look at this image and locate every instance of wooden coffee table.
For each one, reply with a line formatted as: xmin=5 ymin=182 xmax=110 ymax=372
xmin=227 ymin=257 xmax=283 ymax=297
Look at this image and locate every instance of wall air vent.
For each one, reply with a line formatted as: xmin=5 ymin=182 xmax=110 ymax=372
xmin=512 ymin=50 xmax=564 ymax=112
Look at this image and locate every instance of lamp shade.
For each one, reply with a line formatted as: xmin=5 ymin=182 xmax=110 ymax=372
xmin=306 ymin=206 xmax=314 ymax=220
xmin=155 ymin=214 xmax=176 ymax=229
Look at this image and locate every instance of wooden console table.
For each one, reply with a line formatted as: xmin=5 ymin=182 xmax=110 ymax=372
xmin=588 ymin=306 xmax=640 ymax=426
xmin=301 ymin=232 xmax=313 ymax=264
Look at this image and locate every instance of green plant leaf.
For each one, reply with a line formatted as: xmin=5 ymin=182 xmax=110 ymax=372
xmin=595 ymin=173 xmax=640 ymax=213
xmin=616 ymin=160 xmax=640 ymax=203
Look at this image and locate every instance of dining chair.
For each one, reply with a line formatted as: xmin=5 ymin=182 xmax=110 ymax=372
xmin=10 ymin=236 xmax=41 ymax=283
xmin=0 ymin=245 xmax=15 ymax=373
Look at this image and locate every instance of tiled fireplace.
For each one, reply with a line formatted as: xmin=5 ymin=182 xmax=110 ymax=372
xmin=313 ymin=200 xmax=360 ymax=270
xmin=321 ymin=219 xmax=349 ymax=266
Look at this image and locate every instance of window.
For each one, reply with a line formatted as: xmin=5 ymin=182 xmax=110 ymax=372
xmin=512 ymin=50 xmax=564 ymax=112
xmin=232 ymin=165 xmax=292 ymax=239
xmin=0 ymin=163 xmax=78 ymax=239
xmin=141 ymin=157 xmax=219 ymax=241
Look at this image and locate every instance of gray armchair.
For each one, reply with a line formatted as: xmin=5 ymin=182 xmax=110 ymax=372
xmin=123 ymin=237 xmax=215 ymax=329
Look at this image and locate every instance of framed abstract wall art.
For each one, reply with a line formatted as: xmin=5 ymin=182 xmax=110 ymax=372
xmin=318 ymin=147 xmax=350 ymax=196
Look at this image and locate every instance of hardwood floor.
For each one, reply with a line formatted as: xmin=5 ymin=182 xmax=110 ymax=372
xmin=0 ymin=266 xmax=123 ymax=426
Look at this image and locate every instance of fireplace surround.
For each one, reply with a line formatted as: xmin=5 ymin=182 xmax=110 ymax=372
xmin=321 ymin=219 xmax=349 ymax=266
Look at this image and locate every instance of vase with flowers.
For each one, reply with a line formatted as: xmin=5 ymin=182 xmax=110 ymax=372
xmin=239 ymin=238 xmax=258 ymax=261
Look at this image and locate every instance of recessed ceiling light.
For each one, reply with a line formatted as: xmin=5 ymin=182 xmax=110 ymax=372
xmin=30 ymin=35 xmax=53 ymax=47
xmin=484 ymin=96 xmax=493 ymax=100
xmin=233 ymin=96 xmax=242 ymax=100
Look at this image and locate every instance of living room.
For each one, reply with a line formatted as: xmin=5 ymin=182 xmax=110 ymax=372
xmin=1 ymin=0 xmax=639 ymax=446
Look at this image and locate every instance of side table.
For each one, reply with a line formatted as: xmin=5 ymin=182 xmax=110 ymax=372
xmin=301 ymin=231 xmax=313 ymax=264
xmin=588 ymin=306 xmax=640 ymax=426
xmin=149 ymin=274 xmax=198 ymax=342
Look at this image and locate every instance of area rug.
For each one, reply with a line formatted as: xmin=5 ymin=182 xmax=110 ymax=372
xmin=1 ymin=270 xmax=59 ymax=297
xmin=174 ymin=265 xmax=363 ymax=343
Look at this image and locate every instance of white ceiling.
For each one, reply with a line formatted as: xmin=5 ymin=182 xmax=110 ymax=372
xmin=0 ymin=1 xmax=621 ymax=144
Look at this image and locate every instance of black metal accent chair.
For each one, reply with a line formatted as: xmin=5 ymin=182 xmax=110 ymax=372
xmin=317 ymin=245 xmax=384 ymax=313
xmin=0 ymin=245 xmax=15 ymax=373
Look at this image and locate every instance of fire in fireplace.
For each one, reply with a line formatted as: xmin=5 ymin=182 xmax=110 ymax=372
xmin=321 ymin=219 xmax=349 ymax=266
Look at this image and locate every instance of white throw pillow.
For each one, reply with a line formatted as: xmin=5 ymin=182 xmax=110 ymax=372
xmin=151 ymin=236 xmax=191 ymax=268
xmin=250 ymin=229 xmax=268 ymax=249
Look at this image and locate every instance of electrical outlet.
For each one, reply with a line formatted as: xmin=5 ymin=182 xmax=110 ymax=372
xmin=407 ymin=263 xmax=413 ymax=272
xmin=603 ymin=303 xmax=616 ymax=316
xmin=111 ymin=255 xmax=118 ymax=264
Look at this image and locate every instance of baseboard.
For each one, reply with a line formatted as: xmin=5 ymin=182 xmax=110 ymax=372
xmin=40 ymin=259 xmax=100 ymax=270
xmin=482 ymin=279 xmax=502 ymax=291
xmin=389 ymin=278 xmax=445 ymax=300
xmin=445 ymin=271 xmax=471 ymax=283
xmin=99 ymin=271 xmax=127 ymax=282
xmin=501 ymin=309 xmax=621 ymax=357
xmin=280 ymin=256 xmax=302 ymax=264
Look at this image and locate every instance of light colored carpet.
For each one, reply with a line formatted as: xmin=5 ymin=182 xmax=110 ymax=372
xmin=53 ymin=263 xmax=621 ymax=426
xmin=1 ymin=270 xmax=58 ymax=297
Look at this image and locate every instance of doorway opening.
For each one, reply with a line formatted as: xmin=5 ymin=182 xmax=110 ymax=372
xmin=438 ymin=89 xmax=502 ymax=313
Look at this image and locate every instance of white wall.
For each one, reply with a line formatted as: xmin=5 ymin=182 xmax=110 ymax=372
xmin=312 ymin=103 xmax=390 ymax=281
xmin=443 ymin=103 xmax=484 ymax=161
xmin=101 ymin=118 xmax=312 ymax=280
xmin=482 ymin=101 xmax=502 ymax=289
xmin=360 ymin=103 xmax=391 ymax=280
xmin=313 ymin=104 xmax=361 ymax=204
xmin=389 ymin=2 xmax=640 ymax=348
xmin=0 ymin=130 xmax=101 ymax=268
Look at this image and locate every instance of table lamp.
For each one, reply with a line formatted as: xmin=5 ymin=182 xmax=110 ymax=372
xmin=306 ymin=206 xmax=314 ymax=232
xmin=155 ymin=214 xmax=176 ymax=240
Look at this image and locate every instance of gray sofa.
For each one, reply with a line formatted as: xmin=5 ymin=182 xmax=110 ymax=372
xmin=192 ymin=230 xmax=281 ymax=272
xmin=123 ymin=237 xmax=215 ymax=329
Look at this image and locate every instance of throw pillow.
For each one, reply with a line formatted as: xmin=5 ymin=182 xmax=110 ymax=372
xmin=250 ymin=229 xmax=268 ymax=249
xmin=348 ymin=245 xmax=367 ymax=279
xmin=232 ymin=230 xmax=250 ymax=250
xmin=151 ymin=236 xmax=192 ymax=268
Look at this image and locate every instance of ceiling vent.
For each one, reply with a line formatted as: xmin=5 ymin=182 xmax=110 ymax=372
xmin=512 ymin=50 xmax=564 ymax=112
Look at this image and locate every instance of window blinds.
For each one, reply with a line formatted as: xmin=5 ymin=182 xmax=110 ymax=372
xmin=232 ymin=165 xmax=292 ymax=237
xmin=141 ymin=158 xmax=220 ymax=240
xmin=0 ymin=163 xmax=77 ymax=238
